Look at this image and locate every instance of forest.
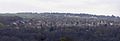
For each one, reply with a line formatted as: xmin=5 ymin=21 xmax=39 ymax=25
xmin=0 ymin=13 xmax=120 ymax=41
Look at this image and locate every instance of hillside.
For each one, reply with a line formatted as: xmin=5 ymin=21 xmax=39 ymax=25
xmin=0 ymin=13 xmax=120 ymax=41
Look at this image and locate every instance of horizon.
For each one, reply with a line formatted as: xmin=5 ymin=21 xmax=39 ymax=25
xmin=0 ymin=12 xmax=119 ymax=17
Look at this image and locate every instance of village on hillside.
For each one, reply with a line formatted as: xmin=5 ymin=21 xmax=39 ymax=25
xmin=0 ymin=13 xmax=120 ymax=41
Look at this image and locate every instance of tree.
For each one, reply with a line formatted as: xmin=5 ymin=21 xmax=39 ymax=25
xmin=0 ymin=23 xmax=5 ymax=28
xmin=60 ymin=36 xmax=73 ymax=41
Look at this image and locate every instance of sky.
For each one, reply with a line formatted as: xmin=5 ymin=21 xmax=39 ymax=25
xmin=0 ymin=0 xmax=120 ymax=16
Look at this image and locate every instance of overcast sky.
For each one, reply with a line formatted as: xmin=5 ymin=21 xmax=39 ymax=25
xmin=0 ymin=0 xmax=119 ymax=16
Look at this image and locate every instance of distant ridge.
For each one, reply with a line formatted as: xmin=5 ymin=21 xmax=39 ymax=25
xmin=0 ymin=12 xmax=119 ymax=19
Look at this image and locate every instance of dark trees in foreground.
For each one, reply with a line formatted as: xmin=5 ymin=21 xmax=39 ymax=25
xmin=0 ymin=25 xmax=120 ymax=41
